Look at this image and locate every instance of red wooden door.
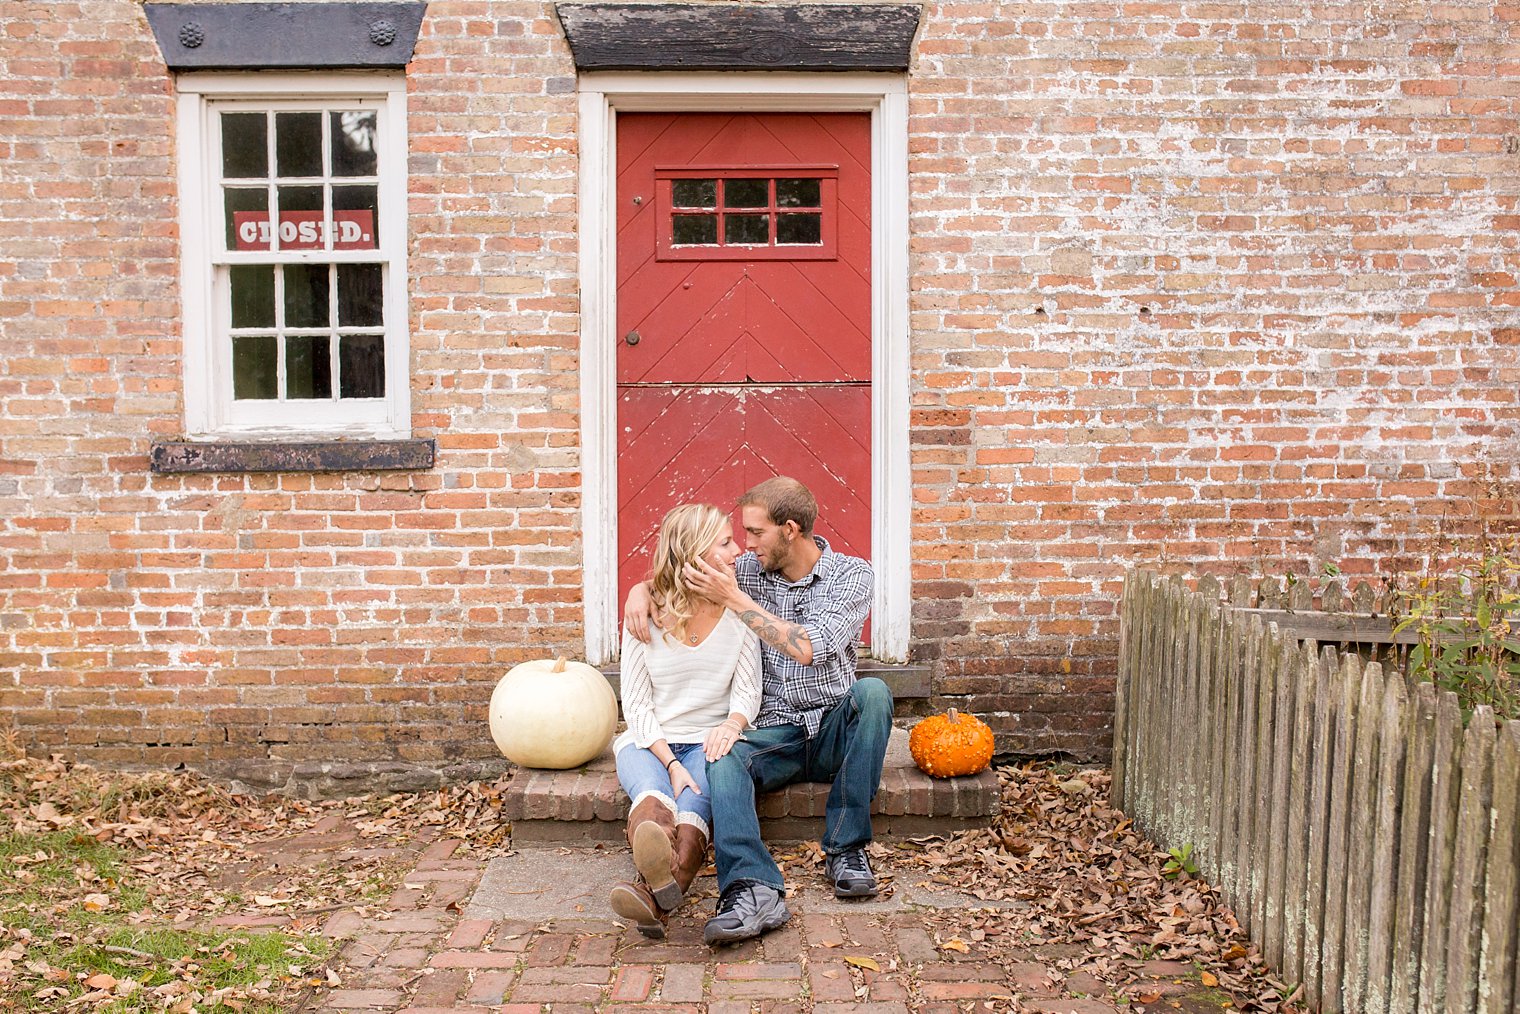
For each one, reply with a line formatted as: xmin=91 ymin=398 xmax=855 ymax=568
xmin=616 ymin=112 xmax=872 ymax=607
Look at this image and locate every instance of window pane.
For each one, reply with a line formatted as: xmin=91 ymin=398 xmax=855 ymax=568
xmin=221 ymin=112 xmax=267 ymax=178
xmin=229 ymin=265 xmax=275 ymax=328
xmin=725 ymin=214 xmax=769 ymax=245
xmin=331 ymin=110 xmax=378 ymax=177
xmin=232 ymin=336 xmax=277 ymax=400
xmin=776 ymin=213 xmax=822 ymax=245
xmin=275 ymin=111 xmax=323 ymax=177
xmin=337 ymin=264 xmax=384 ymax=327
xmin=671 ymin=179 xmax=716 ymax=208
xmin=283 ymin=264 xmax=330 ymax=328
xmin=339 ymin=335 xmax=386 ymax=398
xmin=275 ymin=185 xmax=323 ymax=250
xmin=332 ymin=185 xmax=379 ymax=248
xmin=286 ymin=336 xmax=332 ymax=399
xmin=224 ymin=187 xmax=269 ymax=250
xmin=724 ymin=179 xmax=768 ymax=208
xmin=672 ymin=215 xmax=717 ymax=245
xmin=776 ymin=178 xmax=820 ymax=208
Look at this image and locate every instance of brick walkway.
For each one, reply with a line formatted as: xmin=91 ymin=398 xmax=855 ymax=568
xmin=227 ymin=821 xmax=1228 ymax=1013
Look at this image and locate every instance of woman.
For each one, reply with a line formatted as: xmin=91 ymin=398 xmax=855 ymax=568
xmin=610 ymin=503 xmax=762 ymax=939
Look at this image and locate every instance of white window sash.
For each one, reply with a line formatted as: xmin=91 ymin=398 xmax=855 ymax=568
xmin=175 ymin=73 xmax=410 ymax=439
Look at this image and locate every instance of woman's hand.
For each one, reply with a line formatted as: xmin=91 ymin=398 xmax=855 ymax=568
xmin=623 ymin=581 xmax=654 ymax=643
xmin=667 ymin=758 xmax=702 ymax=798
xmin=704 ymin=718 xmax=746 ymax=762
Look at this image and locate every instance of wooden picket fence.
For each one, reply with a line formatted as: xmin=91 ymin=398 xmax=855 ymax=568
xmin=1113 ymin=569 xmax=1520 ymax=1014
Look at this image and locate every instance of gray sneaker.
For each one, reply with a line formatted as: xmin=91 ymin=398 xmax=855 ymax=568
xmin=826 ymin=848 xmax=878 ymax=899
xmin=703 ymin=880 xmax=790 ymax=945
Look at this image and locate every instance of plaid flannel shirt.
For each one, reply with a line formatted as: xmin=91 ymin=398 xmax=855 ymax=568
xmin=736 ymin=536 xmax=873 ymax=738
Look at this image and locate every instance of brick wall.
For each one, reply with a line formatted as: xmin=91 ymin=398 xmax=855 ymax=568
xmin=0 ymin=0 xmax=1516 ymax=788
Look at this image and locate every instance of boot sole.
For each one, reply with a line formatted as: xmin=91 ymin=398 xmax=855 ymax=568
xmin=632 ymin=821 xmax=681 ymax=909
xmin=610 ymin=884 xmax=666 ymax=940
xmin=702 ymin=900 xmax=791 ymax=945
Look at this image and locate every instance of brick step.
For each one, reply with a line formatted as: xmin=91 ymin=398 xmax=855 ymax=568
xmin=503 ymin=727 xmax=1000 ymax=845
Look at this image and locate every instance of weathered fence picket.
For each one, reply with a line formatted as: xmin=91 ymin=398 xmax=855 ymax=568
xmin=1390 ymin=681 xmax=1438 ymax=1014
xmin=1445 ymin=708 xmax=1496 ymax=1014
xmin=1418 ymin=693 xmax=1463 ymax=1014
xmin=1477 ymin=720 xmax=1519 ymax=1014
xmin=1114 ymin=570 xmax=1520 ymax=1014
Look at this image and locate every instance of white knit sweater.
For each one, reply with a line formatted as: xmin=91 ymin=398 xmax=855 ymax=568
xmin=614 ymin=610 xmax=763 ymax=752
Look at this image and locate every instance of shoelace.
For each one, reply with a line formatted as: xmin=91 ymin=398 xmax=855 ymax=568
xmin=715 ymin=882 xmax=750 ymax=915
xmin=832 ymin=851 xmax=871 ymax=878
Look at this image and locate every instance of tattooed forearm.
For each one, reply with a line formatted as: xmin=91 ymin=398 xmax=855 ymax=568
xmin=738 ymin=609 xmax=812 ymax=662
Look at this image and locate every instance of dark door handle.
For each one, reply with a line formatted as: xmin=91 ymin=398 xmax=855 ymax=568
xmin=624 ymin=331 xmax=641 ymax=346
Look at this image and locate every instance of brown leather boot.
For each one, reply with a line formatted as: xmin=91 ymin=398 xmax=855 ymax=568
xmin=609 ymin=878 xmax=666 ymax=939
xmin=627 ymin=797 xmax=678 ymax=908
xmin=669 ymin=822 xmax=708 ymax=905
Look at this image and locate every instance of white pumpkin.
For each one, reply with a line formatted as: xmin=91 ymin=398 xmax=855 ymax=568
xmin=488 ymin=655 xmax=618 ymax=769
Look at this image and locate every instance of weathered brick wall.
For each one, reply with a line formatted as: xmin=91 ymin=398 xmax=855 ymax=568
xmin=907 ymin=0 xmax=1520 ymax=758
xmin=1 ymin=0 xmax=1516 ymax=787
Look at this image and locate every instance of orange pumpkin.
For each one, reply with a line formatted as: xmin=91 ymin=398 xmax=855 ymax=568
xmin=909 ymin=708 xmax=994 ymax=778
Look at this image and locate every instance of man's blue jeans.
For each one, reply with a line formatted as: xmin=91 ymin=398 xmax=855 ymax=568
xmin=707 ymin=677 xmax=893 ymax=891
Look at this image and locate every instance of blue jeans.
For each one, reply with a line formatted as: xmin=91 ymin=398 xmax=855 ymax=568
xmin=615 ymin=740 xmax=713 ymax=836
xmin=707 ymin=677 xmax=893 ymax=891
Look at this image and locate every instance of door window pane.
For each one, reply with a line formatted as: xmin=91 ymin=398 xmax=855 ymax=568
xmin=340 ymin=335 xmax=386 ymax=398
xmin=337 ymin=264 xmax=383 ymax=327
xmin=673 ymin=215 xmax=718 ymax=245
xmin=671 ymin=179 xmax=717 ymax=208
xmin=725 ymin=214 xmax=769 ymax=245
xmin=330 ymin=110 xmax=377 ymax=177
xmin=776 ymin=213 xmax=822 ymax=245
xmin=232 ymin=336 xmax=277 ymax=400
xmin=724 ymin=179 xmax=768 ymax=208
xmin=776 ymin=178 xmax=820 ymax=208
xmin=221 ymin=112 xmax=267 ymax=178
xmin=283 ymin=264 xmax=330 ymax=328
xmin=275 ymin=111 xmax=323 ymax=177
xmin=230 ymin=265 xmax=276 ymax=328
xmin=286 ymin=336 xmax=332 ymax=399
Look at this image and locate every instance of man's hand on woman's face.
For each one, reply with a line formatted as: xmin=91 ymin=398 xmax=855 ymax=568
xmin=684 ymin=555 xmax=740 ymax=606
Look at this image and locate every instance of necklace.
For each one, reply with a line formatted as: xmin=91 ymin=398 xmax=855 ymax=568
xmin=688 ymin=605 xmax=721 ymax=644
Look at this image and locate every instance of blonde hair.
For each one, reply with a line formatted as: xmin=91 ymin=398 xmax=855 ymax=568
xmin=649 ymin=503 xmax=731 ymax=644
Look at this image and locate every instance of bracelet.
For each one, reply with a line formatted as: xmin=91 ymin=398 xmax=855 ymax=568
xmin=720 ymin=719 xmax=743 ymax=732
xmin=664 ymin=757 xmax=680 ymax=771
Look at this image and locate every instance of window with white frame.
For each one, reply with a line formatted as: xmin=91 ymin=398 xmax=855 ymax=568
xmin=176 ymin=74 xmax=409 ymax=438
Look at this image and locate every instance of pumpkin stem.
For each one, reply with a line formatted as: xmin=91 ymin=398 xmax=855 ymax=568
xmin=552 ymin=656 xmax=567 ymax=673
xmin=948 ymin=707 xmax=959 ymax=723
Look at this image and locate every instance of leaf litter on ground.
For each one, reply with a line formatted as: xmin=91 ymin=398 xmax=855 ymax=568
xmin=0 ymin=746 xmax=514 ymax=1011
xmin=880 ymin=763 xmax=1306 ymax=1013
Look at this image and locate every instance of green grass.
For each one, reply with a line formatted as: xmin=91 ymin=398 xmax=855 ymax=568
xmin=0 ymin=830 xmax=331 ymax=1013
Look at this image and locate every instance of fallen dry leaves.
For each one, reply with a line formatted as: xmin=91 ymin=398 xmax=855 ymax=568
xmin=889 ymin=763 xmax=1306 ymax=1013
xmin=0 ymin=751 xmax=514 ymax=1010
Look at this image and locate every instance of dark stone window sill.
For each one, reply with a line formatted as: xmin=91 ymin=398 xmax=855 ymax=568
xmin=150 ymin=439 xmax=435 ymax=474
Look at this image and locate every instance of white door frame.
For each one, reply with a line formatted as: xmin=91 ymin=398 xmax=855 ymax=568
xmin=577 ymin=71 xmax=910 ymax=665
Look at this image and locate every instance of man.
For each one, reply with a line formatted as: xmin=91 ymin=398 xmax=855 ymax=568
xmin=624 ymin=476 xmax=893 ymax=945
